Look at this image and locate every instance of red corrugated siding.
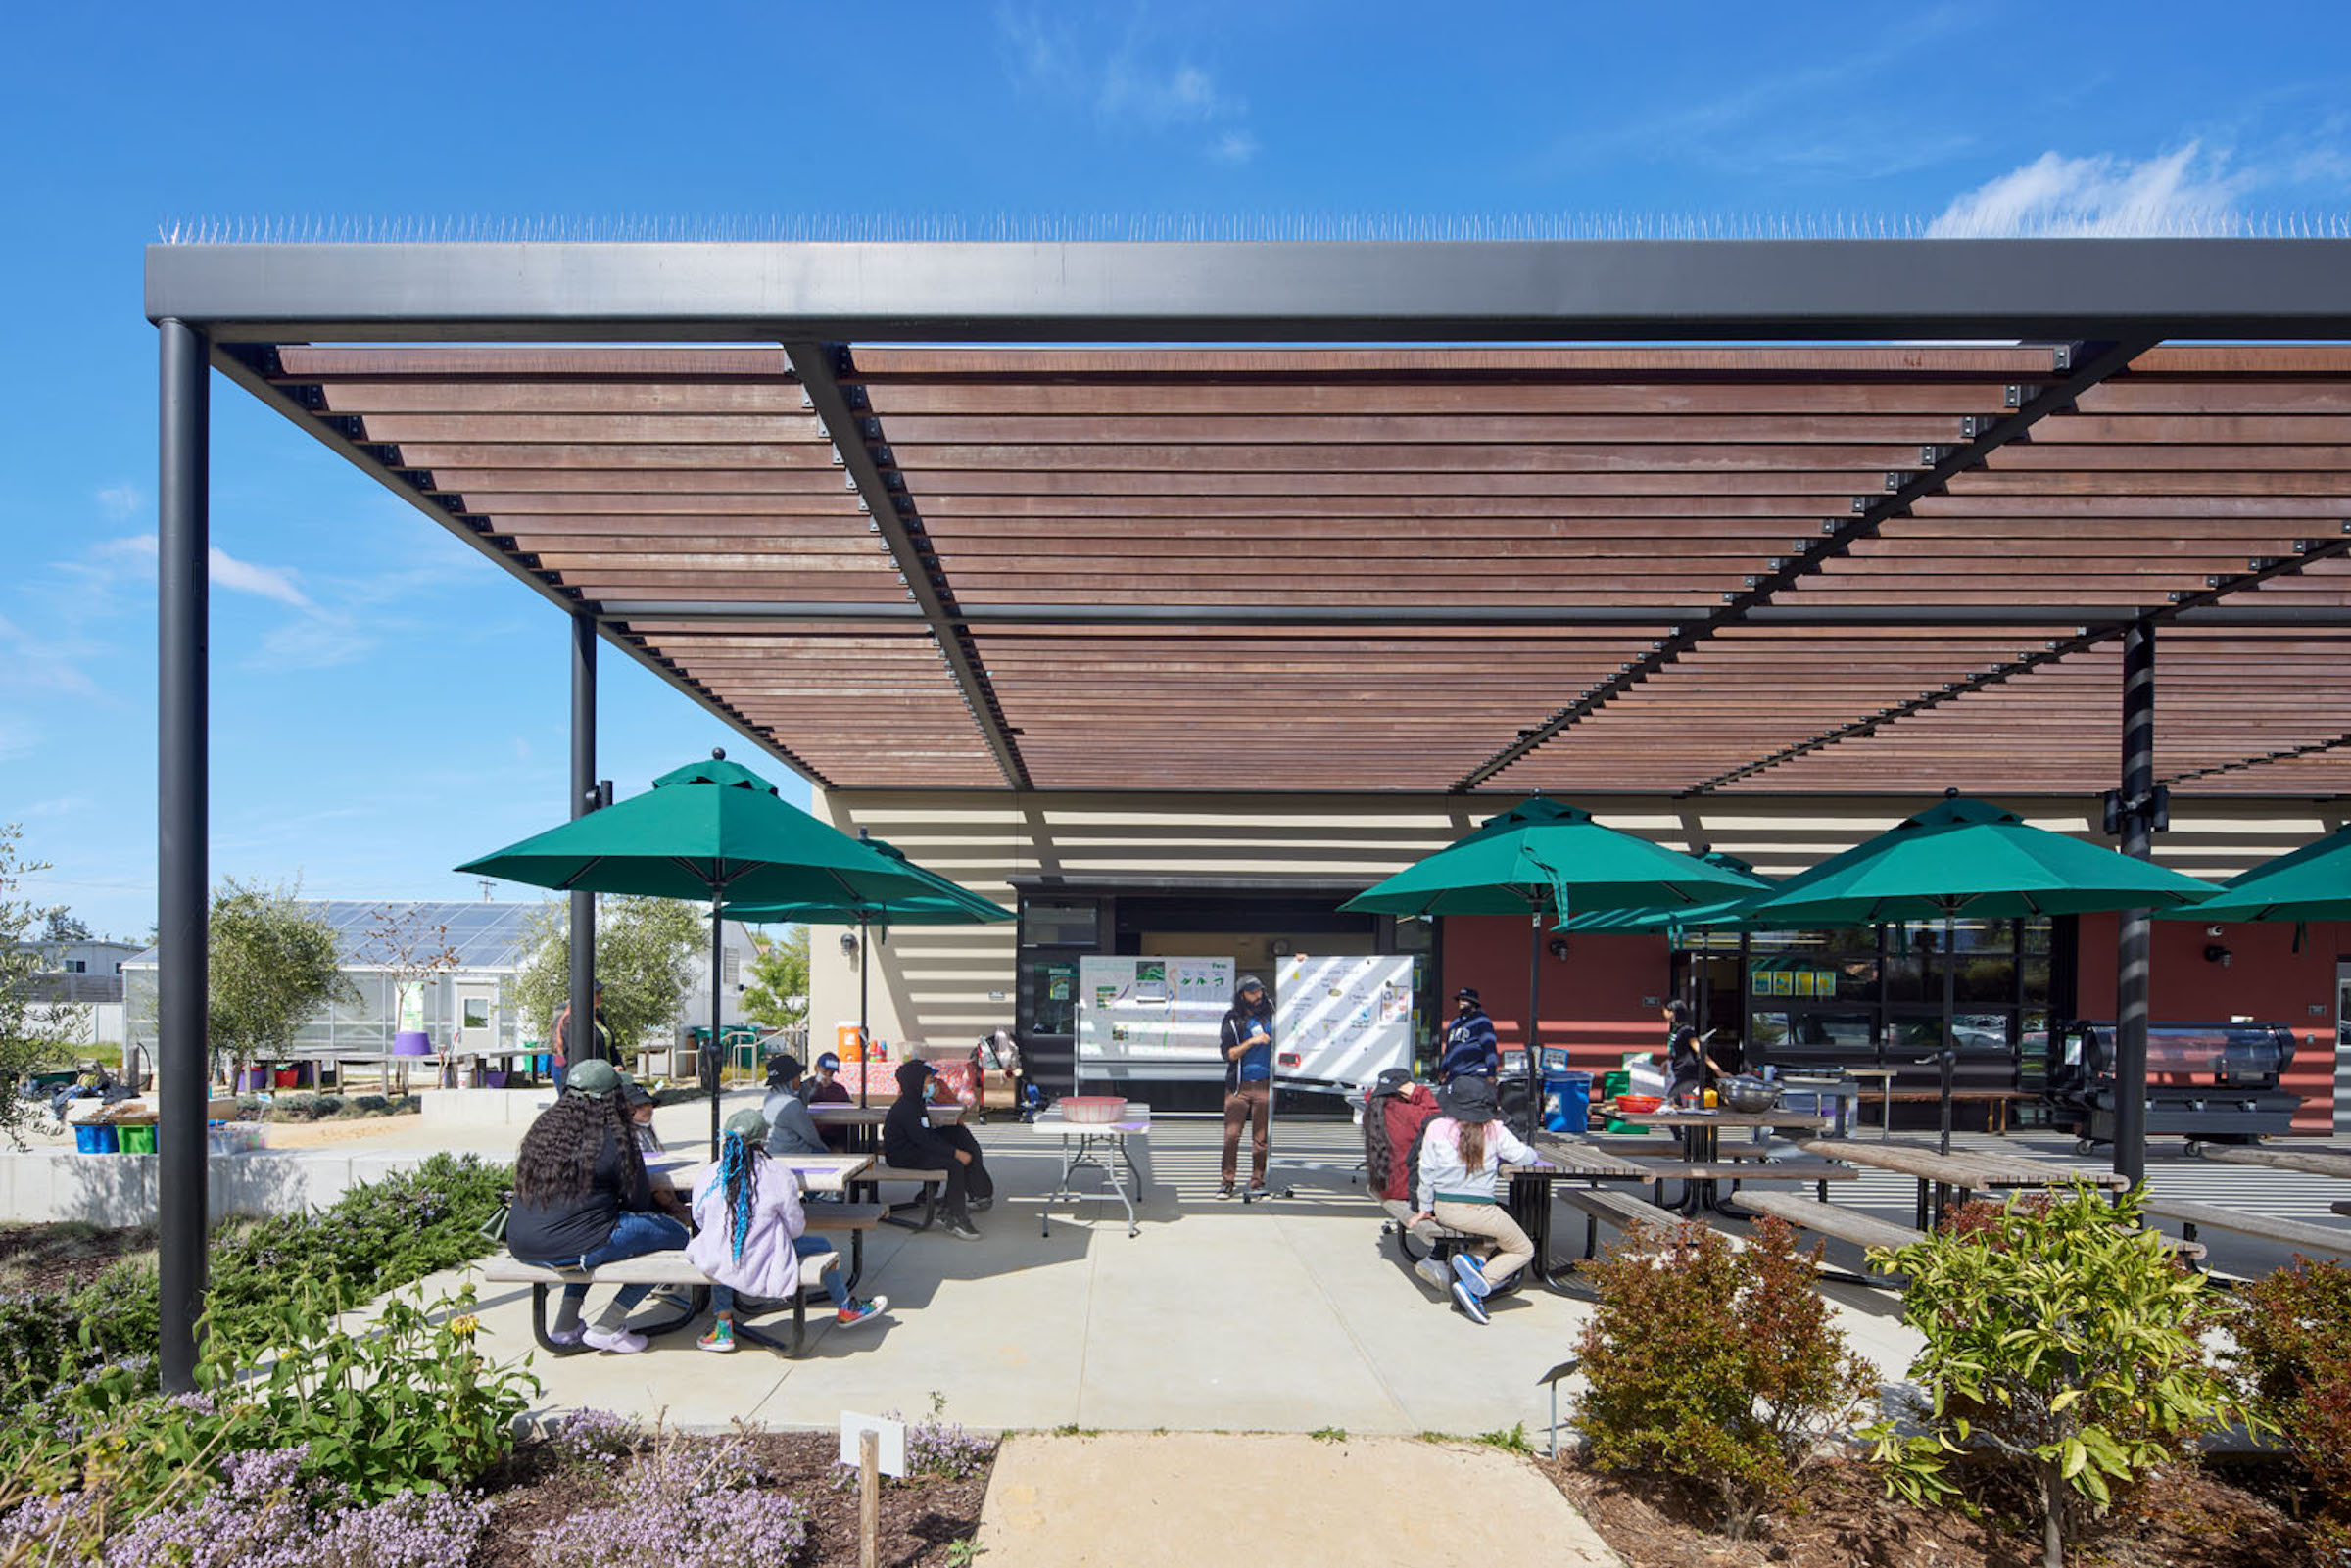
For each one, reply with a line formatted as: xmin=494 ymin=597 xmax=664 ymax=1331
xmin=2075 ymin=915 xmax=2343 ymax=1134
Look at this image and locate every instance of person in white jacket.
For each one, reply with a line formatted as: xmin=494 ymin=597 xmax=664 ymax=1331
xmin=1411 ymin=1074 xmax=1544 ymax=1324
xmin=684 ymin=1108 xmax=888 ymax=1353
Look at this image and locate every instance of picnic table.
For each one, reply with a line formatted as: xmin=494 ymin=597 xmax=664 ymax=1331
xmin=1636 ymin=1109 xmax=1832 ymax=1215
xmin=1498 ymin=1134 xmax=1670 ymax=1295
xmin=2189 ymin=1143 xmax=2351 ymax=1180
xmin=808 ymin=1101 xmax=960 ymax=1153
xmin=1796 ymin=1136 xmax=2124 ymax=1229
xmin=1032 ymin=1106 xmax=1150 ymax=1238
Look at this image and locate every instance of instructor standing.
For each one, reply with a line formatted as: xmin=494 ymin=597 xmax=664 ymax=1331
xmin=1218 ymin=974 xmax=1275 ymax=1200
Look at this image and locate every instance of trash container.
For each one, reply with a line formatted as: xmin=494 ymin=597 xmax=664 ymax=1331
xmin=1542 ymin=1069 xmax=1593 ymax=1134
xmin=72 ymin=1124 xmax=120 ymax=1154
xmin=119 ymin=1124 xmax=157 ymax=1154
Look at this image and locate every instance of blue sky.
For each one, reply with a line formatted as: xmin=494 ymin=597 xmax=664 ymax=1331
xmin=3 ymin=1 xmax=2349 ymax=938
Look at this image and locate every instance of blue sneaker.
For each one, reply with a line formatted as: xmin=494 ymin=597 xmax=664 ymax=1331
xmin=1451 ymin=1253 xmax=1493 ymax=1299
xmin=1451 ymin=1279 xmax=1491 ymax=1325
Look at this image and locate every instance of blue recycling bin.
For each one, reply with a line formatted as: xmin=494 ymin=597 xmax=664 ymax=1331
xmin=1542 ymin=1069 xmax=1593 ymax=1134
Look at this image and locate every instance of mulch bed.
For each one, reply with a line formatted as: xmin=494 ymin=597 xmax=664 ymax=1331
xmin=473 ymin=1429 xmax=990 ymax=1567
xmin=0 ymin=1221 xmax=156 ymax=1293
xmin=1543 ymin=1452 xmax=2325 ymax=1568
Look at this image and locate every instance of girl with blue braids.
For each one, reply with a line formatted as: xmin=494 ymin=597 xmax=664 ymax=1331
xmin=684 ymin=1107 xmax=888 ymax=1353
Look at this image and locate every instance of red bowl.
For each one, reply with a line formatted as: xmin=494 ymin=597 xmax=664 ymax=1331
xmin=1613 ymin=1094 xmax=1663 ymax=1115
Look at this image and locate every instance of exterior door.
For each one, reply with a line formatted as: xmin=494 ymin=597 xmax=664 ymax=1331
xmin=453 ymin=981 xmax=501 ymax=1058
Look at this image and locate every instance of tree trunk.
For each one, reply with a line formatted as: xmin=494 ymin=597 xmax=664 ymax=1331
xmin=2040 ymin=1462 xmax=2065 ymax=1568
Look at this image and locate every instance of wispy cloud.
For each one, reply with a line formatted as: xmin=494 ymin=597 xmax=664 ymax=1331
xmin=0 ymin=613 xmax=101 ymax=700
xmin=995 ymin=4 xmax=1257 ymax=164
xmin=96 ymin=483 xmax=142 ymax=522
xmin=89 ymin=533 xmax=314 ymax=609
xmin=1929 ymin=144 xmax=2244 ymax=236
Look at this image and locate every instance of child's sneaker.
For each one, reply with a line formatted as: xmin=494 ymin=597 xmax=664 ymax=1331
xmin=1414 ymin=1258 xmax=1449 ymax=1292
xmin=696 ymin=1320 xmax=737 ymax=1354
xmin=583 ymin=1324 xmax=648 ymax=1354
xmin=836 ymin=1296 xmax=890 ymax=1329
xmin=1450 ymin=1253 xmax=1493 ymax=1299
xmin=547 ymin=1325 xmax=584 ymax=1348
xmin=1451 ymin=1279 xmax=1491 ymax=1325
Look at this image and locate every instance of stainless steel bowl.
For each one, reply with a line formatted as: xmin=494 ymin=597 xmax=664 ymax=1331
xmin=1717 ymin=1074 xmax=1782 ymax=1114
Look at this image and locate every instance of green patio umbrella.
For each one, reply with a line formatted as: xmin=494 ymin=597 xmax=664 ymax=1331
xmin=2161 ymin=822 xmax=2351 ymax=923
xmin=730 ymin=834 xmax=1014 ymax=1104
xmin=1743 ymin=791 xmax=2224 ymax=1154
xmin=456 ymin=750 xmax=943 ymax=1155
xmin=1343 ymin=798 xmax=1768 ymax=1128
xmin=1557 ymin=852 xmax=1775 ymax=934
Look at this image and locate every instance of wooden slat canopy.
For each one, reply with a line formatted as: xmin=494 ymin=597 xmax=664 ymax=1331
xmin=244 ymin=340 xmax=2351 ymax=797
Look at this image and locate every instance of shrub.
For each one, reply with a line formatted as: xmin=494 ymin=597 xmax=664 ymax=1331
xmin=531 ymin=1427 xmax=807 ymax=1567
xmin=353 ymin=1094 xmax=392 ymax=1116
xmin=548 ymin=1407 xmax=646 ymax=1466
xmin=1574 ymin=1215 xmax=1877 ymax=1538
xmin=2227 ymin=1257 xmax=2351 ymax=1544
xmin=1863 ymin=1183 xmax=2250 ymax=1568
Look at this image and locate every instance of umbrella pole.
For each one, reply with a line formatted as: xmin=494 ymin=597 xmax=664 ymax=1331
xmin=1525 ymin=913 xmax=1543 ymax=1137
xmin=709 ymin=903 xmax=724 ymax=1161
xmin=857 ymin=914 xmax=871 ymax=1109
xmin=1940 ymin=913 xmax=1957 ymax=1158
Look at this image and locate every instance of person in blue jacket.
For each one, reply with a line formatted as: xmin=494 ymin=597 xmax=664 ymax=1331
xmin=1218 ymin=975 xmax=1275 ymax=1199
xmin=1437 ymin=986 xmax=1502 ymax=1083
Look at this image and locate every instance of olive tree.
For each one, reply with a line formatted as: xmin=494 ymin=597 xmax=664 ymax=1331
xmin=742 ymin=924 xmax=809 ymax=1029
xmin=208 ymin=879 xmax=355 ymax=1083
xmin=511 ymin=896 xmax=702 ymax=1062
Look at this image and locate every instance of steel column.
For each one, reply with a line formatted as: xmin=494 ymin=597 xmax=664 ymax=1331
xmin=2113 ymin=621 xmax=2157 ymax=1189
xmin=157 ymin=319 xmax=209 ymax=1394
xmin=568 ymin=611 xmax=598 ymax=1069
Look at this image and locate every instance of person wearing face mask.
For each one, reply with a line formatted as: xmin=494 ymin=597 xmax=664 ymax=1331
xmin=1218 ymin=975 xmax=1276 ymax=1199
xmin=882 ymin=1058 xmax=993 ymax=1241
xmin=1437 ymin=986 xmax=1502 ymax=1084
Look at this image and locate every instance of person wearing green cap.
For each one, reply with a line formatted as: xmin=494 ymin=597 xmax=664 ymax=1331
xmin=684 ymin=1107 xmax=888 ymax=1352
xmin=504 ymin=1059 xmax=690 ymax=1353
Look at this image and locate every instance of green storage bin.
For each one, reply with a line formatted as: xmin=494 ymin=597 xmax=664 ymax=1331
xmin=119 ymin=1124 xmax=157 ymax=1154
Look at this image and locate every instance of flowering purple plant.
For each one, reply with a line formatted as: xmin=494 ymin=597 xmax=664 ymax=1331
xmin=547 ymin=1406 xmax=645 ymax=1466
xmin=531 ymin=1432 xmax=800 ymax=1566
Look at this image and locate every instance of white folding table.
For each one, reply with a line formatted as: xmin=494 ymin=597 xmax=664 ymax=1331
xmin=1032 ymin=1107 xmax=1151 ymax=1238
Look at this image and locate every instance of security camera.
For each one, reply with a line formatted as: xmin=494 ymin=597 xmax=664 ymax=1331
xmin=2205 ymin=925 xmax=2225 ymax=938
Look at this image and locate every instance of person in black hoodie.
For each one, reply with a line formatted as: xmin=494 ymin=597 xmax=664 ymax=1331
xmin=883 ymin=1058 xmax=993 ymax=1241
xmin=1218 ymin=974 xmax=1275 ymax=1199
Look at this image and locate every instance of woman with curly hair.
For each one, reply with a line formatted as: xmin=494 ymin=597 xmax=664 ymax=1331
xmin=504 ymin=1059 xmax=688 ymax=1353
xmin=684 ymin=1107 xmax=888 ymax=1353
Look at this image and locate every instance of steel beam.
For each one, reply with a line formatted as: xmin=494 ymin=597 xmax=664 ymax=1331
xmin=1459 ymin=339 xmax=2155 ymax=790
xmin=145 ymin=239 xmax=2351 ymax=344
xmin=568 ymin=611 xmax=598 ymax=1071
xmin=157 ymin=319 xmax=209 ymax=1394
xmin=785 ymin=342 xmax=1031 ymax=789
xmin=2113 ymin=621 xmax=2157 ymax=1190
xmin=2164 ymin=731 xmax=2351 ymax=786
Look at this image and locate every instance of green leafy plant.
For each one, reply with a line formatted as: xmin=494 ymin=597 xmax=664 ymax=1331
xmin=1308 ymin=1426 xmax=1348 ymax=1444
xmin=2226 ymin=1257 xmax=2351 ymax=1548
xmin=1472 ymin=1423 xmax=1533 ymax=1455
xmin=511 ymin=896 xmax=703 ymax=1057
xmin=742 ymin=924 xmax=809 ymax=1029
xmin=207 ymin=879 xmax=357 ymax=1086
xmin=1863 ymin=1184 xmax=2251 ymax=1568
xmin=1576 ymin=1215 xmax=1877 ymax=1539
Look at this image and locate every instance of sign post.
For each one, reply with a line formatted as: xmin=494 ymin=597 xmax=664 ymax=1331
xmin=839 ymin=1409 xmax=906 ymax=1568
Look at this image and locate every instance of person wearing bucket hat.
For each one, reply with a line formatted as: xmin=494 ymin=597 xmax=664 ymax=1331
xmin=883 ymin=1058 xmax=993 ymax=1240
xmin=1411 ymin=1074 xmax=1545 ymax=1325
xmin=684 ymin=1108 xmax=888 ymax=1351
xmin=505 ymin=1058 xmax=689 ymax=1353
xmin=760 ymin=1053 xmax=829 ymax=1158
xmin=1217 ymin=974 xmax=1276 ymax=1198
xmin=1437 ymin=986 xmax=1501 ymax=1085
xmin=618 ymin=1074 xmax=664 ymax=1155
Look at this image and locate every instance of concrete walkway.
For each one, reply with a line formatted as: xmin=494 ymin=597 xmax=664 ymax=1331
xmin=975 ymin=1434 xmax=1623 ymax=1567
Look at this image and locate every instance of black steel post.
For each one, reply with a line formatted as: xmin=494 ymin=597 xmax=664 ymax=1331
xmin=567 ymin=612 xmax=597 ymax=1071
xmin=1940 ymin=914 xmax=1958 ymax=1157
xmin=708 ymin=899 xmax=724 ymax=1160
xmin=2114 ymin=621 xmax=2157 ymax=1189
xmin=157 ymin=319 xmax=209 ymax=1394
xmin=1525 ymin=912 xmax=1543 ymax=1136
xmin=856 ymin=915 xmax=871 ymax=1108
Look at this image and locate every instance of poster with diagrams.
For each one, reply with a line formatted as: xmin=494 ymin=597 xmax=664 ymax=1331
xmin=1272 ymin=954 xmax=1418 ymax=1092
xmin=1075 ymin=955 xmax=1234 ymax=1081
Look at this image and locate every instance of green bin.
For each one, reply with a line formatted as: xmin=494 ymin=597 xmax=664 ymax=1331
xmin=119 ymin=1124 xmax=157 ymax=1154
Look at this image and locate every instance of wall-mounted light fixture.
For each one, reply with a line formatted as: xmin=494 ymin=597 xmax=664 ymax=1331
xmin=2202 ymin=942 xmax=2233 ymax=969
xmin=1547 ymin=936 xmax=1571 ymax=961
xmin=840 ymin=931 xmax=859 ymax=961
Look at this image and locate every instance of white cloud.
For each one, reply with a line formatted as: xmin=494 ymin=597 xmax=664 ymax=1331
xmin=96 ymin=483 xmax=143 ymax=521
xmin=996 ymin=4 xmax=1257 ymax=163
xmin=0 ymin=613 xmax=101 ymax=700
xmin=252 ymin=614 xmax=375 ymax=671
xmin=1929 ymin=144 xmax=2243 ymax=237
xmin=86 ymin=533 xmax=314 ymax=609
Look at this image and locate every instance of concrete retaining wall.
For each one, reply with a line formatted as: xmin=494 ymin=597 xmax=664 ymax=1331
xmin=0 ymin=1149 xmax=450 ymax=1226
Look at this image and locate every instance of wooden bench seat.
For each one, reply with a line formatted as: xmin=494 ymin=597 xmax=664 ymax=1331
xmin=2139 ymin=1197 xmax=2351 ymax=1262
xmin=1724 ymin=1190 xmax=1926 ymax=1259
xmin=2333 ymin=1200 xmax=2351 ymax=1221
xmin=484 ymin=1202 xmax=887 ymax=1357
xmin=1555 ymin=1186 xmax=1698 ymax=1259
xmin=853 ymin=1164 xmax=951 ymax=1231
xmin=1600 ymin=1137 xmax=1780 ymax=1162
xmin=1877 ymin=1089 xmax=2039 ymax=1134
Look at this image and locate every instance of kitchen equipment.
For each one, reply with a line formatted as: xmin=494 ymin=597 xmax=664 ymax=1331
xmin=1717 ymin=1074 xmax=1783 ymax=1115
xmin=2048 ymin=1020 xmax=2300 ymax=1153
xmin=1056 ymin=1096 xmax=1129 ymax=1125
xmin=1613 ymin=1093 xmax=1663 ymax=1116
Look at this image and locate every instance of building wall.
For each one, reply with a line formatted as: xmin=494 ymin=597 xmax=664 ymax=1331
xmin=2074 ymin=913 xmax=2344 ymax=1134
xmin=805 ymin=786 xmax=2345 ymax=1116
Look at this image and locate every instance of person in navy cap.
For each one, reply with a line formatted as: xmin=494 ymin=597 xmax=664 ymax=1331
xmin=1437 ymin=986 xmax=1501 ymax=1083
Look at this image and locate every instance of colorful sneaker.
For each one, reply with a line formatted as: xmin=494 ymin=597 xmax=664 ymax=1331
xmin=1414 ymin=1258 xmax=1449 ymax=1292
xmin=1451 ymin=1253 xmax=1494 ymax=1299
xmin=696 ymin=1320 xmax=737 ymax=1354
xmin=836 ymin=1295 xmax=890 ymax=1329
xmin=583 ymin=1324 xmax=648 ymax=1354
xmin=1451 ymin=1279 xmax=1491 ymax=1325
